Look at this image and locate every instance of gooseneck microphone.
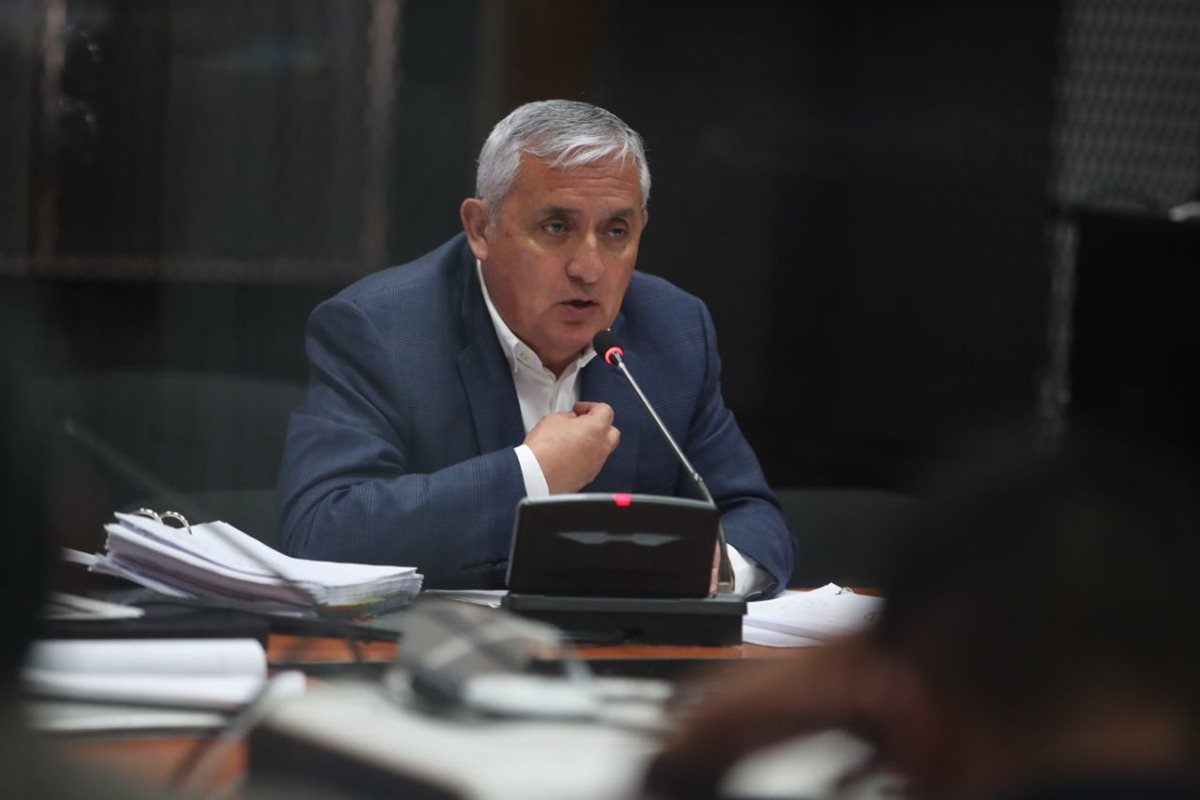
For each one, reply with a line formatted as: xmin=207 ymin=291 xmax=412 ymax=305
xmin=592 ymin=330 xmax=736 ymax=595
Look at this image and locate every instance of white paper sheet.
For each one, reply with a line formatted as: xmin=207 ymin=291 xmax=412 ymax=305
xmin=744 ymin=584 xmax=884 ymax=642
xmin=20 ymin=639 xmax=305 ymax=711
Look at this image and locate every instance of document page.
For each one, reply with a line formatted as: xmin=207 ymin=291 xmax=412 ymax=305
xmin=744 ymin=584 xmax=884 ymax=647
xmin=20 ymin=638 xmax=305 ymax=710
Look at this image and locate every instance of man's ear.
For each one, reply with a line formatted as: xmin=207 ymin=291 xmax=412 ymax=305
xmin=460 ymin=198 xmax=491 ymax=261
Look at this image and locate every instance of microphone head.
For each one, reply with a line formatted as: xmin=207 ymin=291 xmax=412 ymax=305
xmin=592 ymin=330 xmax=624 ymax=366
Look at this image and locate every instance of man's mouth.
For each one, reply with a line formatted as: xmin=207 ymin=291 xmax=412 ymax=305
xmin=563 ymin=299 xmax=598 ymax=310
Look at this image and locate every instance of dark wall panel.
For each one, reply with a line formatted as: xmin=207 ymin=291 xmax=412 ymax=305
xmin=586 ymin=2 xmax=1061 ymax=485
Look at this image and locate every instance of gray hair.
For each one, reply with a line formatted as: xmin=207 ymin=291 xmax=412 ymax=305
xmin=475 ymin=100 xmax=651 ymax=216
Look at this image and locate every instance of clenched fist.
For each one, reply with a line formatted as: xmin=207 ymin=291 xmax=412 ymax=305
xmin=524 ymin=401 xmax=621 ymax=494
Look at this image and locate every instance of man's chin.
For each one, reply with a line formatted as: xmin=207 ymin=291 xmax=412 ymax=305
xmin=554 ymin=324 xmax=603 ymax=352
xmin=580 ymin=325 xmax=607 ymax=354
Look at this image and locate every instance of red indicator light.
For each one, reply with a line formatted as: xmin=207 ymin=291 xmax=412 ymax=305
xmin=613 ymin=493 xmax=633 ymax=507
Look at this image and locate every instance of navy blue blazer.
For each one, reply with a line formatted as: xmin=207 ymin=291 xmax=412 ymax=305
xmin=277 ymin=234 xmax=794 ymax=590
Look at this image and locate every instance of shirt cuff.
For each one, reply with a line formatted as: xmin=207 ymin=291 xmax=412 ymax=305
xmin=514 ymin=444 xmax=550 ymax=499
xmin=727 ymin=544 xmax=772 ymax=598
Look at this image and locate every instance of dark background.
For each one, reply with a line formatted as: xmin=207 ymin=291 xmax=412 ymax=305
xmin=2 ymin=0 xmax=1198 ymax=541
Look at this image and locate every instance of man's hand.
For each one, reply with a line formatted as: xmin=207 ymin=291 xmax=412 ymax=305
xmin=525 ymin=401 xmax=620 ymax=494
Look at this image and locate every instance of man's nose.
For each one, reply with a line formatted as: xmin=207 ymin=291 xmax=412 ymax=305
xmin=566 ymin=234 xmax=604 ymax=284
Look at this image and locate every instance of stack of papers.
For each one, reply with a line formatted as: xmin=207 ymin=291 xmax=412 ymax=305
xmin=42 ymin=591 xmax=145 ymax=621
xmin=22 ymin=638 xmax=306 ymax=732
xmin=90 ymin=512 xmax=422 ymax=616
xmin=422 ymin=588 xmax=508 ymax=608
xmin=744 ymin=583 xmax=884 ymax=647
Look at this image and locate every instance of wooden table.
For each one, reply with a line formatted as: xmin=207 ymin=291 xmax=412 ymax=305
xmin=269 ymin=633 xmax=792 ymax=667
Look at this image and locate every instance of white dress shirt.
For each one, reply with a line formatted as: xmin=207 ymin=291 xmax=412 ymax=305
xmin=477 ymin=263 xmax=770 ymax=597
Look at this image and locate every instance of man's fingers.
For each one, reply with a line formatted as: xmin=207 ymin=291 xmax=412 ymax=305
xmin=525 ymin=404 xmax=620 ymax=494
xmin=574 ymin=400 xmax=614 ymax=423
xmin=606 ymin=425 xmax=621 ymax=451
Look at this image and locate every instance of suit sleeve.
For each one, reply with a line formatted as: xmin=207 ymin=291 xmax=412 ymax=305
xmin=275 ymin=296 xmax=525 ymax=586
xmin=680 ymin=304 xmax=796 ymax=594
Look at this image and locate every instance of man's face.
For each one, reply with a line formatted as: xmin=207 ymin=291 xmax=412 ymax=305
xmin=462 ymin=153 xmax=648 ymax=375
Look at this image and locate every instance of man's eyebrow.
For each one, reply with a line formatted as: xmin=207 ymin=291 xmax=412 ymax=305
xmin=534 ymin=205 xmax=639 ymax=219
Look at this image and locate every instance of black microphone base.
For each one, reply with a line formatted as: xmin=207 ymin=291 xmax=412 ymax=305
xmin=502 ymin=593 xmax=746 ymax=646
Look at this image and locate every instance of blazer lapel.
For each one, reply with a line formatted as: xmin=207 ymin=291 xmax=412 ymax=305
xmin=456 ymin=261 xmax=525 ymax=454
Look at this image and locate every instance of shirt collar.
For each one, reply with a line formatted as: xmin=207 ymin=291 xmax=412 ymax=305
xmin=476 ymin=260 xmax=596 ymax=375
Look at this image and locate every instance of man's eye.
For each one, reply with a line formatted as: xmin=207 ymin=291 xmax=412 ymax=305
xmin=543 ymin=221 xmax=567 ymax=235
xmin=607 ymin=225 xmax=629 ymax=239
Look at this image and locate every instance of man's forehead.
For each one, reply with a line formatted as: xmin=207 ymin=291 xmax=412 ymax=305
xmin=533 ymin=203 xmax=640 ymax=218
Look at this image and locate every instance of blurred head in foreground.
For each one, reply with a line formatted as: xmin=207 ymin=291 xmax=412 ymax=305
xmin=646 ymin=432 xmax=1200 ymax=800
xmin=868 ymin=432 xmax=1200 ymax=795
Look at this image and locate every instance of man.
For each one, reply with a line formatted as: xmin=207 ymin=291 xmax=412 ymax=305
xmin=643 ymin=434 xmax=1200 ymax=800
xmin=277 ymin=100 xmax=794 ymax=593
